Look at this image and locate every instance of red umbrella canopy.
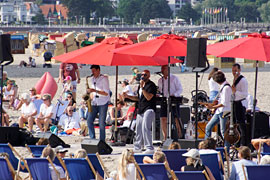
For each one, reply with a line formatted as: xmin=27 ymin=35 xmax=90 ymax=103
xmin=207 ymin=33 xmax=270 ymax=62
xmin=113 ymin=34 xmax=187 ymax=57
xmin=53 ymin=37 xmax=181 ymax=66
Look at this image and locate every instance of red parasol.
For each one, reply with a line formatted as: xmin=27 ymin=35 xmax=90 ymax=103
xmin=207 ymin=33 xmax=270 ymax=139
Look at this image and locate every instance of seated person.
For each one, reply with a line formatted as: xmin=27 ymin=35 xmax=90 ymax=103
xmin=118 ymin=149 xmax=137 ymax=180
xmin=55 ymin=145 xmax=68 ymax=159
xmin=18 ymin=93 xmax=37 ymax=132
xmin=1 ymin=107 xmax=9 ymax=127
xmin=41 ymin=146 xmax=65 ymax=180
xmin=119 ymin=79 xmax=135 ymax=102
xmin=65 ymin=92 xmax=76 ymax=112
xmin=15 ymin=87 xmax=40 ymax=111
xmin=3 ymin=80 xmax=16 ymax=108
xmin=181 ymin=149 xmax=215 ymax=180
xmin=74 ymin=149 xmax=87 ymax=158
xmin=58 ymin=106 xmax=81 ymax=134
xmin=260 ymin=155 xmax=270 ymax=165
xmin=198 ymin=138 xmax=221 ymax=167
xmin=143 ymin=150 xmax=167 ymax=164
xmin=106 ymin=100 xmax=125 ymax=125
xmin=79 ymin=94 xmax=90 ymax=121
xmin=168 ymin=142 xmax=181 ymax=150
xmin=229 ymin=146 xmax=256 ymax=180
xmin=121 ymin=111 xmax=136 ymax=131
xmin=19 ymin=57 xmax=36 ymax=68
xmin=35 ymin=94 xmax=54 ymax=132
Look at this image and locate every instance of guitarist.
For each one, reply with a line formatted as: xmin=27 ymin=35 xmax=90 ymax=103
xmin=205 ymin=71 xmax=232 ymax=150
xmin=232 ymin=63 xmax=248 ymax=146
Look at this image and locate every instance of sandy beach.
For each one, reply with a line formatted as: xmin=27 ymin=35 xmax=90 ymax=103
xmin=4 ymin=48 xmax=270 ymax=176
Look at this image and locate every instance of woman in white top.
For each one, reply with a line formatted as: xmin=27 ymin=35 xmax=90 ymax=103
xmin=118 ymin=149 xmax=137 ymax=180
xmin=208 ymin=67 xmax=220 ymax=102
xmin=119 ymin=79 xmax=134 ymax=102
xmin=35 ymin=94 xmax=54 ymax=132
xmin=3 ymin=80 xmax=15 ymax=108
xmin=18 ymin=93 xmax=37 ymax=132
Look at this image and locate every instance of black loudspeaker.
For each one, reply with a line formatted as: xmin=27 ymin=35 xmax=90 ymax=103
xmin=0 ymin=34 xmax=13 ymax=63
xmin=186 ymin=38 xmax=207 ymax=68
xmin=81 ymin=138 xmax=113 ymax=155
xmin=34 ymin=132 xmax=70 ymax=148
xmin=178 ymin=139 xmax=203 ymax=149
xmin=0 ymin=127 xmax=21 ymax=146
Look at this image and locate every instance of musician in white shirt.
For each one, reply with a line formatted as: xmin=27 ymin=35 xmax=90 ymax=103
xmin=208 ymin=67 xmax=220 ymax=102
xmin=205 ymin=71 xmax=232 ymax=149
xmin=158 ymin=65 xmax=183 ymax=140
xmin=232 ymin=63 xmax=248 ymax=146
xmin=87 ymin=65 xmax=110 ymax=141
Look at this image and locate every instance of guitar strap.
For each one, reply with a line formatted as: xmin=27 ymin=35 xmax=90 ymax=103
xmin=233 ymin=75 xmax=244 ymax=87
xmin=214 ymin=83 xmax=231 ymax=100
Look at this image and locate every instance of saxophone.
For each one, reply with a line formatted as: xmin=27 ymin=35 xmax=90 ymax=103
xmin=84 ymin=76 xmax=92 ymax=112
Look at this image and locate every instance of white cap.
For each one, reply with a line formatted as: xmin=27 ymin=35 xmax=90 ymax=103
xmin=182 ymin=149 xmax=200 ymax=160
xmin=55 ymin=145 xmax=68 ymax=153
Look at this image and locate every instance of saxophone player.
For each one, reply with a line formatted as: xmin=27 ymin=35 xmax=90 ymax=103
xmin=87 ymin=65 xmax=110 ymax=141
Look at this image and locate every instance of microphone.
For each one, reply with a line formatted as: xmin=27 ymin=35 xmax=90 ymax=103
xmin=155 ymin=71 xmax=162 ymax=75
xmin=57 ymin=99 xmax=64 ymax=105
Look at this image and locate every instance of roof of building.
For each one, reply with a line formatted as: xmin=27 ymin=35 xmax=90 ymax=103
xmin=39 ymin=4 xmax=68 ymax=19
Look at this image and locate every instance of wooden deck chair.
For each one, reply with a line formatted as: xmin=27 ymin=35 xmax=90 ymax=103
xmin=174 ymin=170 xmax=210 ymax=180
xmin=162 ymin=149 xmax=188 ymax=171
xmin=0 ymin=143 xmax=20 ymax=171
xmin=224 ymin=146 xmax=230 ymax=178
xmin=200 ymin=152 xmax=224 ymax=180
xmin=25 ymin=145 xmax=47 ymax=157
xmin=62 ymin=157 xmax=96 ymax=180
xmin=24 ymin=157 xmax=60 ymax=180
xmin=92 ymin=153 xmax=110 ymax=178
xmin=258 ymin=141 xmax=262 ymax=164
xmin=0 ymin=156 xmax=22 ymax=180
xmin=136 ymin=163 xmax=173 ymax=180
xmin=244 ymin=164 xmax=270 ymax=180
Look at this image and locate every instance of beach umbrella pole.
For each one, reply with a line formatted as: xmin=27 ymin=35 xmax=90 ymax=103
xmin=167 ymin=56 xmax=172 ymax=139
xmin=251 ymin=61 xmax=259 ymax=139
xmin=114 ymin=66 xmax=118 ymax=141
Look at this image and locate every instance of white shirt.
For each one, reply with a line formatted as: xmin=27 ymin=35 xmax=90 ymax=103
xmin=49 ymin=164 xmax=65 ymax=180
xmin=3 ymin=87 xmax=14 ymax=99
xmin=208 ymin=78 xmax=219 ymax=92
xmin=242 ymin=94 xmax=260 ymax=112
xmin=91 ymin=74 xmax=110 ymax=106
xmin=122 ymin=120 xmax=136 ymax=131
xmin=59 ymin=113 xmax=81 ymax=131
xmin=216 ymin=81 xmax=232 ymax=114
xmin=158 ymin=74 xmax=183 ymax=97
xmin=234 ymin=74 xmax=248 ymax=101
xmin=119 ymin=163 xmax=136 ymax=180
xmin=122 ymin=85 xmax=134 ymax=96
xmin=40 ymin=103 xmax=54 ymax=117
xmin=21 ymin=102 xmax=37 ymax=116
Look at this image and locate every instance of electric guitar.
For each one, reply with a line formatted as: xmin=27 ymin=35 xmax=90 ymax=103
xmin=224 ymin=94 xmax=240 ymax=144
xmin=199 ymin=100 xmax=218 ymax=114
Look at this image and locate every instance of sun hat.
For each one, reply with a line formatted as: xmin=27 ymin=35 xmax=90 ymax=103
xmin=65 ymin=76 xmax=72 ymax=81
xmin=55 ymin=145 xmax=68 ymax=153
xmin=182 ymin=149 xmax=200 ymax=159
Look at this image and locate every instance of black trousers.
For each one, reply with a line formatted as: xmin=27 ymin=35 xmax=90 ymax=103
xmin=234 ymin=100 xmax=247 ymax=146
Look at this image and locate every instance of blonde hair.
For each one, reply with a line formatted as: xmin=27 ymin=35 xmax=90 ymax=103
xmin=186 ymin=157 xmax=197 ymax=166
xmin=42 ymin=146 xmax=55 ymax=161
xmin=153 ymin=151 xmax=166 ymax=163
xmin=168 ymin=142 xmax=181 ymax=150
xmin=118 ymin=149 xmax=134 ymax=179
xmin=74 ymin=149 xmax=87 ymax=158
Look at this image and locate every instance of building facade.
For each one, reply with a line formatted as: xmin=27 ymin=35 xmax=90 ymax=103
xmin=0 ymin=0 xmax=27 ymax=24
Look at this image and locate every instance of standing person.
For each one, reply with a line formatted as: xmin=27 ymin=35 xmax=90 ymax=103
xmin=229 ymin=146 xmax=256 ymax=180
xmin=205 ymin=71 xmax=232 ymax=150
xmin=158 ymin=65 xmax=183 ymax=141
xmin=232 ymin=63 xmax=248 ymax=146
xmin=208 ymin=67 xmax=220 ymax=102
xmin=124 ymin=70 xmax=156 ymax=154
xmin=87 ymin=65 xmax=110 ymax=141
xmin=58 ymin=63 xmax=81 ymax=101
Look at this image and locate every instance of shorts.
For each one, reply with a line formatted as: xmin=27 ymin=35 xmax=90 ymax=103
xmin=71 ymin=80 xmax=77 ymax=92
xmin=160 ymin=103 xmax=180 ymax=118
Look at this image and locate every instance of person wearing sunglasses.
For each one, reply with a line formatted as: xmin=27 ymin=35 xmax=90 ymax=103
xmin=124 ymin=70 xmax=157 ymax=154
xmin=65 ymin=92 xmax=76 ymax=111
xmin=58 ymin=106 xmax=80 ymax=134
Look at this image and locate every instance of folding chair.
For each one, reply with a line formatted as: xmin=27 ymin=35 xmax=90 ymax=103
xmin=162 ymin=149 xmax=188 ymax=171
xmin=200 ymin=152 xmax=225 ymax=180
xmin=134 ymin=154 xmax=153 ymax=163
xmin=0 ymin=157 xmax=22 ymax=180
xmin=263 ymin=142 xmax=270 ymax=153
xmin=216 ymin=147 xmax=225 ymax=162
xmin=24 ymin=157 xmax=59 ymax=180
xmin=0 ymin=144 xmax=19 ymax=170
xmin=244 ymin=164 xmax=270 ymax=180
xmin=87 ymin=153 xmax=110 ymax=178
xmin=63 ymin=157 xmax=96 ymax=180
xmin=174 ymin=170 xmax=209 ymax=180
xmin=136 ymin=163 xmax=174 ymax=180
xmin=25 ymin=145 xmax=47 ymax=157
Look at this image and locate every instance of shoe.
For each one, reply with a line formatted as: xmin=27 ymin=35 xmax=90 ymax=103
xmin=133 ymin=149 xmax=142 ymax=153
xmin=143 ymin=149 xmax=154 ymax=154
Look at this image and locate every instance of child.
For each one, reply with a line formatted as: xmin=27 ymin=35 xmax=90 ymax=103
xmin=62 ymin=76 xmax=73 ymax=99
xmin=118 ymin=149 xmax=136 ymax=180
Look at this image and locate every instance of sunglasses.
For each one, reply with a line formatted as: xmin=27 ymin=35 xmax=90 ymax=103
xmin=68 ymin=110 xmax=73 ymax=112
xmin=141 ymin=74 xmax=147 ymax=77
xmin=67 ymin=96 xmax=72 ymax=98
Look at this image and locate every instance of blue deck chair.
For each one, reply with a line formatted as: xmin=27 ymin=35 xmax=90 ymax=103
xmin=216 ymin=147 xmax=225 ymax=162
xmin=162 ymin=149 xmax=188 ymax=171
xmin=87 ymin=153 xmax=110 ymax=178
xmin=26 ymin=145 xmax=47 ymax=157
xmin=25 ymin=158 xmax=55 ymax=180
xmin=64 ymin=158 xmax=96 ymax=180
xmin=134 ymin=154 xmax=153 ymax=163
xmin=137 ymin=163 xmax=170 ymax=180
xmin=200 ymin=153 xmax=224 ymax=180
xmin=0 ymin=144 xmax=19 ymax=170
xmin=245 ymin=165 xmax=270 ymax=180
xmin=174 ymin=171 xmax=208 ymax=180
xmin=0 ymin=157 xmax=19 ymax=180
xmin=263 ymin=143 xmax=270 ymax=152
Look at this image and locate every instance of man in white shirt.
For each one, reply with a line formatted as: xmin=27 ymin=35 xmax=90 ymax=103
xmin=158 ymin=65 xmax=183 ymax=140
xmin=232 ymin=63 xmax=248 ymax=146
xmin=205 ymin=71 xmax=232 ymax=150
xmin=35 ymin=94 xmax=54 ymax=132
xmin=59 ymin=106 xmax=80 ymax=132
xmin=87 ymin=65 xmax=110 ymax=141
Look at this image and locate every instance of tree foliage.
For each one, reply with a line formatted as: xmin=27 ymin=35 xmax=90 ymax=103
xmin=176 ymin=3 xmax=200 ymax=24
xmin=234 ymin=2 xmax=260 ymax=22
xmin=32 ymin=10 xmax=46 ymax=24
xmin=258 ymin=1 xmax=270 ymax=22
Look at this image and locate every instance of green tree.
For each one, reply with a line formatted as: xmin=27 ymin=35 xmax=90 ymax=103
xmin=234 ymin=2 xmax=260 ymax=22
xmin=258 ymin=1 xmax=270 ymax=22
xmin=117 ymin=0 xmax=143 ymax=24
xmin=176 ymin=3 xmax=200 ymax=24
xmin=32 ymin=10 xmax=46 ymax=25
